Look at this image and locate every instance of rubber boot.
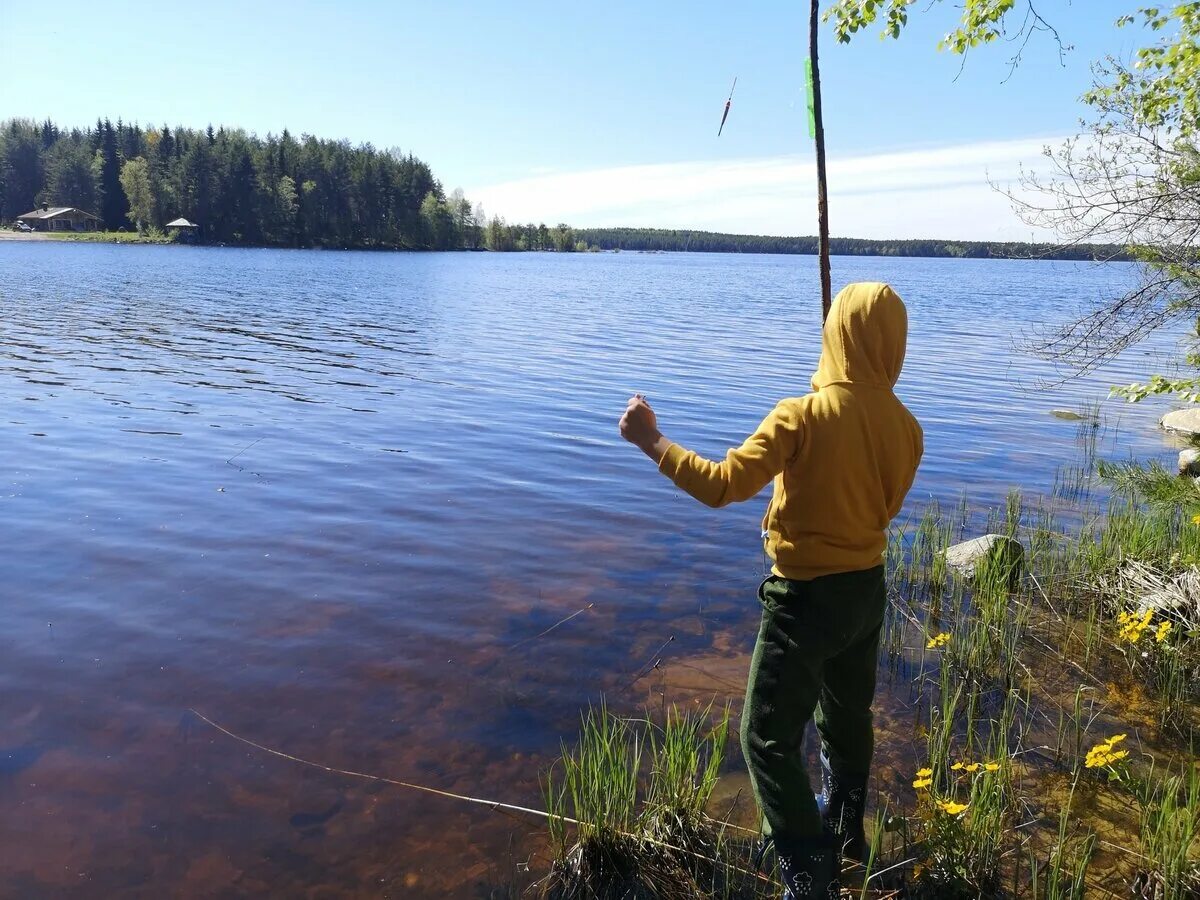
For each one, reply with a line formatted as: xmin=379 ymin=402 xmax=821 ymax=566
xmin=815 ymin=748 xmax=867 ymax=863
xmin=775 ymin=833 xmax=841 ymax=899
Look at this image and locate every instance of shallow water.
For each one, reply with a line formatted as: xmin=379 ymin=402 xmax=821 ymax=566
xmin=0 ymin=244 xmax=1189 ymax=897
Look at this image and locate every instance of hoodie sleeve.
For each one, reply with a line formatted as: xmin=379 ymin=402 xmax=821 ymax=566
xmin=657 ymin=403 xmax=804 ymax=508
xmin=886 ymin=418 xmax=924 ymax=519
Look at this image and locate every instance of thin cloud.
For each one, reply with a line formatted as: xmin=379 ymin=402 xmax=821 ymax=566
xmin=468 ymin=136 xmax=1067 ymax=241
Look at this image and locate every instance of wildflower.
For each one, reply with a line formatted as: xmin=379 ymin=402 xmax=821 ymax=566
xmin=1192 ymin=514 xmax=1200 ymax=526
xmin=913 ymin=776 xmax=933 ymax=789
xmin=950 ymin=762 xmax=964 ymax=771
xmin=916 ymin=767 xmax=932 ymax=777
xmin=926 ymin=632 xmax=950 ymax=650
xmin=1156 ymin=621 xmax=1173 ymax=643
xmin=1085 ymin=734 xmax=1129 ymax=768
xmin=937 ymin=800 xmax=969 ymax=815
xmin=1117 ymin=608 xmax=1154 ymax=644
xmin=964 ymin=763 xmax=980 ymax=773
xmin=984 ymin=762 xmax=1000 ymax=772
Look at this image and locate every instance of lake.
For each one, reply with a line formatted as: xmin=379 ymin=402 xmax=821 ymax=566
xmin=0 ymin=243 xmax=1189 ymax=897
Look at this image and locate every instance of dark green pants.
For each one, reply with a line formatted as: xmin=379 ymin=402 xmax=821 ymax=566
xmin=739 ymin=566 xmax=886 ymax=842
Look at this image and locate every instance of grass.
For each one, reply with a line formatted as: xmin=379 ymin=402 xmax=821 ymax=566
xmin=1099 ymin=459 xmax=1200 ymax=512
xmin=539 ymin=703 xmax=772 ymax=900
xmin=1133 ymin=759 xmax=1200 ymax=898
xmin=46 ymin=229 xmax=173 ymax=244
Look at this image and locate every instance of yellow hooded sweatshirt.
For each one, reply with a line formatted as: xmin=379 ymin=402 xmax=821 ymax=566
xmin=657 ymin=282 xmax=923 ymax=581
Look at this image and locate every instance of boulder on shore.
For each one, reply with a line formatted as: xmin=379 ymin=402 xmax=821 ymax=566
xmin=1180 ymin=447 xmax=1200 ymax=478
xmin=1161 ymin=408 xmax=1200 ymax=437
xmin=942 ymin=534 xmax=1025 ymax=583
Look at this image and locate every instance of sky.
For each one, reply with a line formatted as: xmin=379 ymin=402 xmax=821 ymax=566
xmin=0 ymin=0 xmax=1147 ymax=240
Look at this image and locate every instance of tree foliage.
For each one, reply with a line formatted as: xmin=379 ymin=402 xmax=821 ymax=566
xmin=828 ymin=3 xmax=1200 ymax=375
xmin=824 ymin=0 xmax=1061 ymax=58
xmin=118 ymin=157 xmax=153 ymax=234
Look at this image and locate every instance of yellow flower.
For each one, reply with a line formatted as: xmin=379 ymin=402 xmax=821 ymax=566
xmin=916 ymin=767 xmax=933 ymax=777
xmin=950 ymin=762 xmax=964 ymax=771
xmin=964 ymin=763 xmax=980 ymax=773
xmin=1156 ymin=621 xmax=1173 ymax=643
xmin=1118 ymin=609 xmax=1154 ymax=643
xmin=1085 ymin=734 xmax=1130 ymax=768
xmin=1192 ymin=514 xmax=1200 ymax=526
xmin=913 ymin=777 xmax=933 ymax=789
xmin=984 ymin=762 xmax=1000 ymax=772
xmin=926 ymin=632 xmax=950 ymax=649
xmin=938 ymin=800 xmax=969 ymax=815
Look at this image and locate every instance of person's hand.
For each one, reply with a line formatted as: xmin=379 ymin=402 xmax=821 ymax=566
xmin=620 ymin=394 xmax=661 ymax=452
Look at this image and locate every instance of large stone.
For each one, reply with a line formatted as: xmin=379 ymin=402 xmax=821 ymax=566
xmin=1180 ymin=447 xmax=1200 ymax=477
xmin=1162 ymin=408 xmax=1200 ymax=437
xmin=942 ymin=535 xmax=1025 ymax=582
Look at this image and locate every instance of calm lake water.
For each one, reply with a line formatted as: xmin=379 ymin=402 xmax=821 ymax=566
xmin=0 ymin=243 xmax=1189 ymax=898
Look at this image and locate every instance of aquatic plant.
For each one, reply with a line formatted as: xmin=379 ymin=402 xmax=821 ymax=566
xmin=539 ymin=703 xmax=772 ymax=900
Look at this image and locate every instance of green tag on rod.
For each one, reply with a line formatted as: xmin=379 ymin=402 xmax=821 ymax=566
xmin=805 ymin=58 xmax=816 ymax=139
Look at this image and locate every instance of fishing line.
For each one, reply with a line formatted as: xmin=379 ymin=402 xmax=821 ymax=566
xmin=506 ymin=602 xmax=594 ymax=651
xmin=628 ymin=634 xmax=675 ymax=686
xmin=187 ymin=708 xmax=775 ymax=882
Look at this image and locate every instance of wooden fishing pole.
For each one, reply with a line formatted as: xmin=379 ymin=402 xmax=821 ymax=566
xmin=808 ymin=0 xmax=832 ymax=322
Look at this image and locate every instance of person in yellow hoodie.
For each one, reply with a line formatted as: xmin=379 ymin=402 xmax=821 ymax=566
xmin=619 ymin=282 xmax=922 ymax=898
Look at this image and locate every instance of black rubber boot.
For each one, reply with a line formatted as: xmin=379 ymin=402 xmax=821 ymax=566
xmin=775 ymin=833 xmax=841 ymax=899
xmin=815 ymin=748 xmax=868 ymax=863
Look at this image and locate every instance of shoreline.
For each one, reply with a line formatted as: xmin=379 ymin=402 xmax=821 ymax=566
xmin=0 ymin=230 xmax=51 ymax=241
xmin=0 ymin=230 xmax=1136 ymax=263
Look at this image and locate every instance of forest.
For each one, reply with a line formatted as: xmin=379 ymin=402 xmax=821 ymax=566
xmin=0 ymin=118 xmax=485 ymax=249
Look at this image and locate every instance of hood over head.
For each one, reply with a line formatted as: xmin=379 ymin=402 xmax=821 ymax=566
xmin=811 ymin=282 xmax=908 ymax=391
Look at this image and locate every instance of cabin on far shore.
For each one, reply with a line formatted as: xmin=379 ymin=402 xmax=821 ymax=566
xmin=17 ymin=206 xmax=101 ymax=232
xmin=165 ymin=217 xmax=200 ymax=241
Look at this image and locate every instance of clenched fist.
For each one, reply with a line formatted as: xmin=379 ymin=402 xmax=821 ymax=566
xmin=620 ymin=394 xmax=667 ymax=459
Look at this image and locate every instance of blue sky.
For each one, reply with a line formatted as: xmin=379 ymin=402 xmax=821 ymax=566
xmin=0 ymin=1 xmax=1144 ymax=238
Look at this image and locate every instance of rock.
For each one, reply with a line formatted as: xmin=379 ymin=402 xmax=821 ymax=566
xmin=942 ymin=535 xmax=1025 ymax=582
xmin=1180 ymin=447 xmax=1200 ymax=477
xmin=1161 ymin=408 xmax=1200 ymax=436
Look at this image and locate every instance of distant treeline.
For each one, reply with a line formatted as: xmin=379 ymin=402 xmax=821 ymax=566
xmin=574 ymin=228 xmax=1132 ymax=262
xmin=0 ymin=118 xmax=1130 ymax=260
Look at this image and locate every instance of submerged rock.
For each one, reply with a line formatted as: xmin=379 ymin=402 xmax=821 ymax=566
xmin=1180 ymin=447 xmax=1200 ymax=477
xmin=943 ymin=534 xmax=1025 ymax=582
xmin=1161 ymin=408 xmax=1200 ymax=436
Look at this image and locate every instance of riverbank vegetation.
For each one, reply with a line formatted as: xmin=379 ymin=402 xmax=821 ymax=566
xmin=49 ymin=229 xmax=173 ymax=244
